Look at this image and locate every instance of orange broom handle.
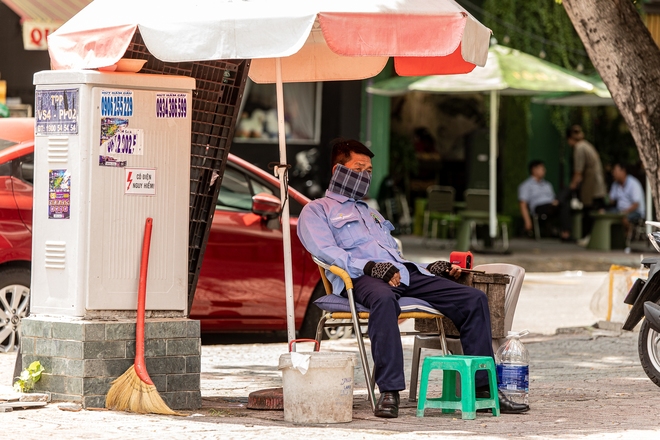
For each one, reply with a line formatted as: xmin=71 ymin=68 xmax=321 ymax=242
xmin=134 ymin=218 xmax=153 ymax=385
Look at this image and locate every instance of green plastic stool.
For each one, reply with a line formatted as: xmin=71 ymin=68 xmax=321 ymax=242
xmin=416 ymin=355 xmax=500 ymax=420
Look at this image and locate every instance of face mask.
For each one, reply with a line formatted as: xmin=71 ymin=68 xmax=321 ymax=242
xmin=328 ymin=164 xmax=371 ymax=200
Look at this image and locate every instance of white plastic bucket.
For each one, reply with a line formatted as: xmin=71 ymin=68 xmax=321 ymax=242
xmin=278 ymin=351 xmax=357 ymax=424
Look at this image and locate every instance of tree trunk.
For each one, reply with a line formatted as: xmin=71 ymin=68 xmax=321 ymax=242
xmin=563 ymin=0 xmax=660 ymax=212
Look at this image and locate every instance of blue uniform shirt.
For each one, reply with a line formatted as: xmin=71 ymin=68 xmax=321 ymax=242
xmin=518 ymin=176 xmax=555 ymax=213
xmin=609 ymin=175 xmax=645 ymax=217
xmin=298 ymin=190 xmax=432 ymax=295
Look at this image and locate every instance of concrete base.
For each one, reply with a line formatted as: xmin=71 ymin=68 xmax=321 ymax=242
xmin=20 ymin=316 xmax=201 ymax=410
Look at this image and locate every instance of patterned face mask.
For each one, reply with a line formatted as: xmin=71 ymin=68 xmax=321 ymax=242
xmin=328 ymin=164 xmax=371 ymax=200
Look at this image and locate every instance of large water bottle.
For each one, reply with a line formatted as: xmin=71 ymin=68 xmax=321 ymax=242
xmin=495 ymin=330 xmax=530 ymax=405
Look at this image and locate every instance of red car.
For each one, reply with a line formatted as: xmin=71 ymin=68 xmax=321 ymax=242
xmin=0 ymin=118 xmax=325 ymax=352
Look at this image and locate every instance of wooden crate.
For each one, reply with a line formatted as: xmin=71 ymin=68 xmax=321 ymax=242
xmin=414 ymin=271 xmax=509 ymax=339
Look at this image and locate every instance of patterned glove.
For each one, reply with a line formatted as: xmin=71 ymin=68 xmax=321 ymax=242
xmin=426 ymin=260 xmax=453 ymax=277
xmin=363 ymin=261 xmax=399 ymax=283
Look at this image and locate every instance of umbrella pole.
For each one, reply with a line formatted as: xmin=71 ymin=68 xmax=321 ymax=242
xmin=489 ymin=90 xmax=499 ymax=239
xmin=275 ymin=57 xmax=297 ymax=346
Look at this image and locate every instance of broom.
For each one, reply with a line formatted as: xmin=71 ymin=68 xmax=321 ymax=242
xmin=105 ymin=218 xmax=180 ymax=415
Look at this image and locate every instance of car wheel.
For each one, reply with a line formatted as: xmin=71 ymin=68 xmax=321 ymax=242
xmin=298 ymin=283 xmax=327 ymax=340
xmin=0 ymin=268 xmax=30 ymax=353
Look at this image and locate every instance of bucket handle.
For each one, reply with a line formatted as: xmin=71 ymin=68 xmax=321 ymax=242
xmin=289 ymin=338 xmax=320 ymax=352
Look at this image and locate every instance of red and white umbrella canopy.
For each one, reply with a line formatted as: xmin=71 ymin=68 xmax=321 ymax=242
xmin=47 ymin=0 xmax=491 ymax=360
xmin=48 ymin=0 xmax=490 ymax=79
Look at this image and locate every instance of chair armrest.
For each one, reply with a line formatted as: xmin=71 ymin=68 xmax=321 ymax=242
xmin=312 ymin=256 xmax=354 ymax=290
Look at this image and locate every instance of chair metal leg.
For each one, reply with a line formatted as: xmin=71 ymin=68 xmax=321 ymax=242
xmin=469 ymin=221 xmax=478 ymax=248
xmin=315 ymin=314 xmax=329 ymax=345
xmin=501 ymin=222 xmax=509 ymax=251
xmin=346 ymin=287 xmax=376 ymax=411
xmin=409 ymin=319 xmax=449 ymax=403
xmin=437 ymin=317 xmax=448 ymax=355
xmin=532 ymin=215 xmax=541 ymax=240
xmin=409 ymin=338 xmax=423 ymax=402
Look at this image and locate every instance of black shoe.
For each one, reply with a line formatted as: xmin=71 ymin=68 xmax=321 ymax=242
xmin=475 ymin=388 xmax=530 ymax=414
xmin=374 ymin=391 xmax=400 ymax=418
xmin=498 ymin=391 xmax=529 ymax=414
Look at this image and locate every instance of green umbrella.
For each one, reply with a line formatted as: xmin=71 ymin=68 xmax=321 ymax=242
xmin=532 ymin=74 xmax=614 ymax=106
xmin=368 ymin=45 xmax=596 ymax=96
xmin=367 ymin=45 xmax=597 ymax=239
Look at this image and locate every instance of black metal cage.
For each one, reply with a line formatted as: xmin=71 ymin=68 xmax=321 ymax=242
xmin=123 ymin=30 xmax=250 ymax=312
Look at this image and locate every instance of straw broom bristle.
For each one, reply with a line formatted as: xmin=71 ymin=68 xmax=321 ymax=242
xmin=105 ymin=365 xmax=183 ymax=416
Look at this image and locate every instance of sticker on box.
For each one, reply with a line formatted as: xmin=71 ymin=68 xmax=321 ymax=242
xmin=101 ymin=90 xmax=133 ymax=117
xmin=99 ymin=117 xmax=142 ymax=167
xmin=101 ymin=127 xmax=143 ymax=155
xmin=35 ymin=89 xmax=79 ymax=135
xmin=48 ymin=169 xmax=71 ymax=219
xmin=125 ymin=168 xmax=156 ymax=196
xmin=156 ymin=93 xmax=187 ymax=118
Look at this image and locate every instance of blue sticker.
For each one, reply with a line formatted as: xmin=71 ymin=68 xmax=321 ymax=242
xmin=101 ymin=90 xmax=134 ymax=117
xmin=35 ymin=89 xmax=79 ymax=135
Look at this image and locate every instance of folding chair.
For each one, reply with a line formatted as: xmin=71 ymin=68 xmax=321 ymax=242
xmin=383 ymin=192 xmax=413 ymax=235
xmin=312 ymin=256 xmax=448 ymax=411
xmin=423 ymin=185 xmax=460 ymax=244
xmin=408 ymin=263 xmax=525 ymax=402
xmin=463 ymin=189 xmax=510 ymax=251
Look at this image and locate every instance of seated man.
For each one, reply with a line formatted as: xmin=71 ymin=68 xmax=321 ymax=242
xmin=608 ymin=162 xmax=645 ymax=244
xmin=297 ymin=138 xmax=529 ymax=418
xmin=518 ymin=160 xmax=572 ymax=241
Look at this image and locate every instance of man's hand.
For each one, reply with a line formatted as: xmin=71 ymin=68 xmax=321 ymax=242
xmin=388 ymin=271 xmax=401 ymax=287
xmin=364 ymin=261 xmax=400 ymax=286
xmin=447 ymin=264 xmax=462 ymax=279
xmin=427 ymin=260 xmax=462 ymax=280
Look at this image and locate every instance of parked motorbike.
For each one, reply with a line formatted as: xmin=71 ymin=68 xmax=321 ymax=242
xmin=623 ymin=221 xmax=660 ymax=386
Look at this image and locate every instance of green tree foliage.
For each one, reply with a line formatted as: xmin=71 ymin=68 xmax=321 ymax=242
xmin=483 ymin=0 xmax=593 ymax=73
xmin=480 ymin=0 xmax=640 ymax=218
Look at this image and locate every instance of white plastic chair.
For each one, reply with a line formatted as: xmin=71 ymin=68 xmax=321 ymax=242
xmin=408 ymin=263 xmax=526 ymax=401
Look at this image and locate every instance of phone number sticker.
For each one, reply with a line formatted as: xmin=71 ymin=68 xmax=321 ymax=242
xmin=36 ymin=89 xmax=79 ymax=136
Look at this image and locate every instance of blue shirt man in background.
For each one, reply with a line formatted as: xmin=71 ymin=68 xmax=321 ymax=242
xmin=518 ymin=160 xmax=572 ymax=241
xmin=609 ymin=163 xmax=645 ymax=247
xmin=297 ymin=138 xmax=529 ymax=418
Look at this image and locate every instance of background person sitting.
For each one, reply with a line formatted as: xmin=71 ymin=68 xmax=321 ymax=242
xmin=518 ymin=160 xmax=572 ymax=241
xmin=608 ymin=162 xmax=645 ymax=247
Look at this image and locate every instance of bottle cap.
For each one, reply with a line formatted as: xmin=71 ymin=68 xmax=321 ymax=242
xmin=506 ymin=329 xmax=530 ymax=339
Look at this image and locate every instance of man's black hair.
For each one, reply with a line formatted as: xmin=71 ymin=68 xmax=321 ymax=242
xmin=565 ymin=124 xmax=583 ymax=140
xmin=528 ymin=159 xmax=544 ymax=175
xmin=330 ymin=138 xmax=374 ymax=168
xmin=612 ymin=162 xmax=629 ymax=174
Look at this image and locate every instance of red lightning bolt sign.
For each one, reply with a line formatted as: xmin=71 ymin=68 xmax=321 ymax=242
xmin=126 ymin=171 xmax=133 ymax=191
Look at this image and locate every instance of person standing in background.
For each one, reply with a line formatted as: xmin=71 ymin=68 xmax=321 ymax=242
xmin=566 ymin=125 xmax=607 ymax=244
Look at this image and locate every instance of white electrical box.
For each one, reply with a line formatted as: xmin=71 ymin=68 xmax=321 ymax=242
xmin=32 ymin=70 xmax=195 ymax=317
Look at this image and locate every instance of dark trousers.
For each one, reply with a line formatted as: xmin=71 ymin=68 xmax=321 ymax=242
xmin=534 ymin=188 xmax=572 ymax=235
xmin=347 ymin=264 xmax=494 ymax=392
xmin=535 ymin=203 xmax=571 ymax=234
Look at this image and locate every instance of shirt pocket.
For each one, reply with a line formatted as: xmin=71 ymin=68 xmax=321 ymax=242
xmin=330 ymin=215 xmax=368 ymax=248
xmin=381 ymin=220 xmax=400 ymax=249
